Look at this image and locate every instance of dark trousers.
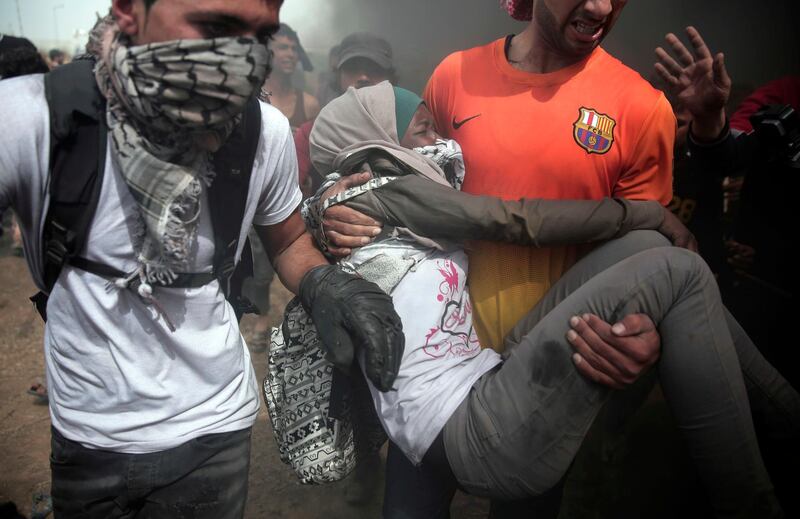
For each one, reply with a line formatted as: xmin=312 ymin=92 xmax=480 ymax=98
xmin=50 ymin=426 xmax=252 ymax=519
xmin=382 ymin=440 xmax=564 ymax=519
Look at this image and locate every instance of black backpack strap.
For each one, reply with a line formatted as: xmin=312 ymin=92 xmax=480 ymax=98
xmin=32 ymin=59 xmax=107 ymax=319
xmin=209 ymin=96 xmax=263 ymax=318
xmin=34 ymin=69 xmax=262 ymax=322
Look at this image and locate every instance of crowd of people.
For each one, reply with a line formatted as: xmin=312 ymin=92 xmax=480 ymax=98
xmin=0 ymin=0 xmax=798 ymax=518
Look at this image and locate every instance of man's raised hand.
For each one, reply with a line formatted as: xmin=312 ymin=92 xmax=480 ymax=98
xmin=655 ymin=26 xmax=732 ymax=141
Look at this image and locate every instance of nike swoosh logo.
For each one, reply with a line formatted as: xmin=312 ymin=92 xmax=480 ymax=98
xmin=452 ymin=114 xmax=482 ymax=130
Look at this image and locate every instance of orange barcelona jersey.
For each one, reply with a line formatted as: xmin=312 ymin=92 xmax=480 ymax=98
xmin=424 ymin=37 xmax=675 ymax=350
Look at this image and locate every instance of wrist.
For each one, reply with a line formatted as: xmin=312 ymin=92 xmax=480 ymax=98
xmin=626 ymin=200 xmax=665 ymax=231
xmin=690 ymin=111 xmax=727 ymax=143
xmin=298 ymin=264 xmax=336 ymax=309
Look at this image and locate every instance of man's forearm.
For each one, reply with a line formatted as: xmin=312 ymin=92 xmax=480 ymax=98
xmin=272 ymin=231 xmax=328 ymax=294
xmin=254 ymin=210 xmax=329 ymax=295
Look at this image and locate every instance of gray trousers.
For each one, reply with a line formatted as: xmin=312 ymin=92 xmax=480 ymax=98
xmin=443 ymin=231 xmax=800 ymax=518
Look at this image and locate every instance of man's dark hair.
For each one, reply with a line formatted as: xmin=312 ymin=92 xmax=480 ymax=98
xmin=0 ymin=37 xmax=49 ymax=79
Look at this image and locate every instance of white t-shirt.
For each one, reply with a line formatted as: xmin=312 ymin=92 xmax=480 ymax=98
xmin=0 ymin=74 xmax=302 ymax=453
xmin=351 ymin=243 xmax=502 ymax=465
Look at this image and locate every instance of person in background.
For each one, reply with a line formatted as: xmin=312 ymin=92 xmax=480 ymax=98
xmin=1 ymin=33 xmax=52 ymax=404
xmin=261 ymin=23 xmax=319 ymax=133
xmin=250 ymin=22 xmax=321 ymax=351
xmin=294 ymin=32 xmax=396 ymax=197
xmin=48 ymin=48 xmax=67 ymax=67
xmin=316 ymin=43 xmax=341 ymax=109
xmin=729 ymin=76 xmax=800 ymax=133
xmin=0 ymin=35 xmax=49 ymax=79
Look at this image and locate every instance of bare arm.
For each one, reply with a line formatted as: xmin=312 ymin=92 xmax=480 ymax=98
xmin=253 ymin=207 xmax=327 ymax=294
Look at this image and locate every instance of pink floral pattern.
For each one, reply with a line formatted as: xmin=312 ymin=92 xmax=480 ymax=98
xmin=423 ymin=260 xmax=481 ymax=358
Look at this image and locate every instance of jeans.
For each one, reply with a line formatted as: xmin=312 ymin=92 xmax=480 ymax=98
xmin=50 ymin=426 xmax=252 ymax=519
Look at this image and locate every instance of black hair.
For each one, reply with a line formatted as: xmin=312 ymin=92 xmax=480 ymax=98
xmin=0 ymin=46 xmax=49 ymax=79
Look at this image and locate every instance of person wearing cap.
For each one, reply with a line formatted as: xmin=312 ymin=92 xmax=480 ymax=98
xmin=335 ymin=32 xmax=396 ymax=92
xmin=262 ymin=23 xmax=319 ymax=133
xmin=294 ymin=32 xmax=397 ymax=197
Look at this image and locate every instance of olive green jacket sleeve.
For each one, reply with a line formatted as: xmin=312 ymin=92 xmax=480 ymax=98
xmin=344 ymin=175 xmax=664 ymax=247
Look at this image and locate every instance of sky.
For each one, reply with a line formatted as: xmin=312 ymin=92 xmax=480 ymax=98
xmin=0 ymin=0 xmax=340 ymax=52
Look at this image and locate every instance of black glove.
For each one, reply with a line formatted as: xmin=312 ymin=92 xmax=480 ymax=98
xmin=299 ymin=264 xmax=404 ymax=392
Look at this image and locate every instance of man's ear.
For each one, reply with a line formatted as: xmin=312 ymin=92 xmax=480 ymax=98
xmin=111 ymin=0 xmax=141 ymax=39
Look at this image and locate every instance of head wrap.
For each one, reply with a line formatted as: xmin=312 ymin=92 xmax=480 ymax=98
xmin=309 ymin=81 xmax=449 ymax=187
xmin=500 ymin=0 xmax=533 ymax=21
xmin=392 ymin=87 xmax=423 ymax=141
xmin=92 ymin=16 xmax=269 ymax=294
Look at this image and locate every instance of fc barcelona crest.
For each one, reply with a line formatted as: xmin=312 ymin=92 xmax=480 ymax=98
xmin=573 ymin=107 xmax=616 ymax=155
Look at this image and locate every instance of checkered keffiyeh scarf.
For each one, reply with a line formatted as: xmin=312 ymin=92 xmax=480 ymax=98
xmin=92 ymin=19 xmax=269 ymax=287
xmin=500 ymin=0 xmax=533 ymax=20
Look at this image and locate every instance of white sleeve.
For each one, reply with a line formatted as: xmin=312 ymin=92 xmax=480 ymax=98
xmin=0 ymin=74 xmax=50 ymax=288
xmin=251 ymin=103 xmax=303 ymax=227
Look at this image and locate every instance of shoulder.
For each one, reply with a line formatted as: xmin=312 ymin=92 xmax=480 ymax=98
xmin=0 ymin=73 xmax=49 ymax=129
xmin=258 ymin=101 xmax=293 ymax=148
xmin=594 ymin=48 xmax=664 ymax=111
xmin=303 ymin=92 xmax=321 ymax=119
xmin=0 ymin=74 xmax=50 ymax=176
xmin=429 ymin=39 xmax=498 ymax=84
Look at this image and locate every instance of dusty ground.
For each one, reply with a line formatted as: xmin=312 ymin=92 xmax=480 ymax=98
xmin=0 ymin=228 xmax=714 ymax=519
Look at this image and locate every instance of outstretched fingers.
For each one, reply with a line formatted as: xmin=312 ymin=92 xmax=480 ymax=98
xmin=665 ymin=32 xmax=695 ymax=67
xmin=655 ymin=46 xmax=684 ymax=78
xmin=713 ymin=52 xmax=732 ymax=90
xmin=685 ymin=26 xmax=712 ymax=61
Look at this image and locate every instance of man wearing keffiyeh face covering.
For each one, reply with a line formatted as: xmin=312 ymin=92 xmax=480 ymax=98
xmin=0 ymin=1 xmax=404 ymax=517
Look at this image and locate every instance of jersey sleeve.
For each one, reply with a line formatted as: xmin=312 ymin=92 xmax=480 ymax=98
xmin=252 ymin=104 xmax=303 ymax=227
xmin=614 ymin=93 xmax=675 ymax=205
